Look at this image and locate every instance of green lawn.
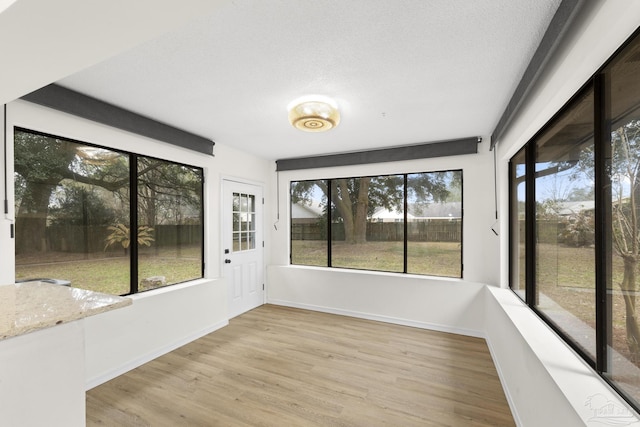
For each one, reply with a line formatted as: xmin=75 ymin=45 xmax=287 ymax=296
xmin=521 ymin=244 xmax=628 ymax=331
xmin=16 ymin=246 xmax=202 ymax=295
xmin=517 ymin=243 xmax=640 ymax=383
xmin=292 ymin=240 xmax=461 ymax=277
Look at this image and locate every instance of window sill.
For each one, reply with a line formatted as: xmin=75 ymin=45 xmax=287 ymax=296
xmin=129 ymin=278 xmax=213 ymax=300
xmin=287 ymin=264 xmax=463 ymax=282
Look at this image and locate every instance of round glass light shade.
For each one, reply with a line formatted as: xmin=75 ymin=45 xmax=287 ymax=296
xmin=288 ymin=100 xmax=340 ymax=132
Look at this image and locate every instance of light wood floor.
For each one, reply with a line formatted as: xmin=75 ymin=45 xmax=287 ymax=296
xmin=87 ymin=305 xmax=515 ymax=426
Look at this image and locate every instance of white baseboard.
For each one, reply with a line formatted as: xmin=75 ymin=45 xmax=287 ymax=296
xmin=267 ymin=299 xmax=485 ymax=339
xmin=85 ymin=319 xmax=229 ymax=390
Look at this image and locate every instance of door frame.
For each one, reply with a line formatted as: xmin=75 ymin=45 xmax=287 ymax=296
xmin=220 ymin=175 xmax=266 ymax=313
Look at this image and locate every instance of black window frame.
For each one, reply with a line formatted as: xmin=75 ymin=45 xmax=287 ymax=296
xmin=512 ymin=81 xmax=597 ymax=365
xmin=508 ymin=25 xmax=640 ymax=412
xmin=290 ymin=169 xmax=463 ymax=278
xmin=13 ymin=127 xmax=205 ymax=296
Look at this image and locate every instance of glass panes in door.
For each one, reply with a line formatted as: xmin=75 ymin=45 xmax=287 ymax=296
xmin=233 ymin=192 xmax=256 ymax=252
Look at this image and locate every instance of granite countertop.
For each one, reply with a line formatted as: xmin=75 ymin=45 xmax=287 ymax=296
xmin=0 ymin=281 xmax=131 ymax=340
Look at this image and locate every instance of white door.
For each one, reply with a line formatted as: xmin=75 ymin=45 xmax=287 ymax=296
xmin=222 ymin=179 xmax=264 ymax=318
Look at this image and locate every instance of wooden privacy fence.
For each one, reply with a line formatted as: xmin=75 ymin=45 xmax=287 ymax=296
xmin=292 ymin=220 xmax=461 ymax=242
xmin=406 ymin=221 xmax=461 ymax=242
xmin=45 ymin=224 xmax=202 ymax=253
xmin=526 ymin=220 xmax=595 ymax=246
xmin=291 ymin=223 xmax=326 ymax=241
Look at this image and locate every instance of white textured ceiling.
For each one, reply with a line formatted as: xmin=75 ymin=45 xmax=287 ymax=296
xmin=59 ymin=0 xmax=561 ymax=160
xmin=0 ymin=0 xmax=222 ymax=105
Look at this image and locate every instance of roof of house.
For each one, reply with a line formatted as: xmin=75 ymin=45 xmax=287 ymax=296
xmin=291 ymin=202 xmax=323 ymax=219
xmin=557 ymin=200 xmax=595 ymax=216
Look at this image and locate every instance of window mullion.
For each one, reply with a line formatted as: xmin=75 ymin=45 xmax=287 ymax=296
xmin=327 ymin=179 xmax=332 ymax=268
xmin=200 ymin=171 xmax=205 ymax=277
xmin=525 ymin=142 xmax=536 ymax=307
xmin=594 ymin=73 xmax=612 ymax=373
xmin=130 ymin=154 xmax=139 ymax=294
xmin=403 ymin=175 xmax=408 ymax=274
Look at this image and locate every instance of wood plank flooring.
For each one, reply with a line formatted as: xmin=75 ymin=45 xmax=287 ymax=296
xmin=86 ymin=305 xmax=515 ymax=426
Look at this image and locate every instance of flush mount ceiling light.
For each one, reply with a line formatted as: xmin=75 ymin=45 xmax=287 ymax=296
xmin=288 ymin=95 xmax=340 ymax=132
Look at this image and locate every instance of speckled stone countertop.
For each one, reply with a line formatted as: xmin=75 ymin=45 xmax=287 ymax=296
xmin=0 ymin=281 xmax=131 ymax=340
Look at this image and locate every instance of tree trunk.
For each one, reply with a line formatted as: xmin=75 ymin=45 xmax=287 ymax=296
xmin=612 ymin=126 xmax=640 ymax=361
xmin=332 ymin=178 xmax=371 ymax=244
xmin=620 ymin=255 xmax=640 ymax=360
xmin=333 ymin=179 xmax=356 ymax=243
xmin=353 ymin=178 xmax=370 ymax=244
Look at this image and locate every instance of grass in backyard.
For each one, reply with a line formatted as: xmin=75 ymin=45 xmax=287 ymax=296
xmin=291 ymin=240 xmax=461 ymax=277
xmin=290 ymin=240 xmax=328 ymax=267
xmin=536 ymin=244 xmax=597 ymax=289
xmin=526 ymin=243 xmax=640 ymax=391
xmin=332 ymin=241 xmax=404 ymax=272
xmin=15 ymin=246 xmax=202 ymax=295
xmin=407 ymin=241 xmax=462 ymax=277
xmin=534 ymin=244 xmax=628 ymax=331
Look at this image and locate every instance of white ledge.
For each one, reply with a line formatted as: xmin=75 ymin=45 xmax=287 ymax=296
xmin=485 ymin=286 xmax=640 ymax=426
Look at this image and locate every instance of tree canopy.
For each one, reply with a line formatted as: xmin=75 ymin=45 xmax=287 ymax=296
xmin=291 ymin=171 xmax=460 ymax=244
xmin=14 ymin=130 xmax=202 ymax=254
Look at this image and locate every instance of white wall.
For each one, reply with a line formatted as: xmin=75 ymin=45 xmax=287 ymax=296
xmin=84 ymin=279 xmax=227 ymax=388
xmin=2 ymin=100 xmax=272 ymax=387
xmin=269 ymin=266 xmax=486 ymax=337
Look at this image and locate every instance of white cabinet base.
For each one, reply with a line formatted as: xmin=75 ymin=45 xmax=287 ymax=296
xmin=0 ymin=321 xmax=85 ymax=427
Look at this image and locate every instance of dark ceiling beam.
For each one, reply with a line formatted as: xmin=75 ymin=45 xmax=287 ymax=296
xmin=21 ymin=84 xmax=215 ymax=155
xmin=276 ymin=137 xmax=480 ymax=171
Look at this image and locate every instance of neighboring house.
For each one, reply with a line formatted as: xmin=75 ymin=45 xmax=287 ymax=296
xmin=410 ymin=202 xmax=462 ymax=220
xmin=370 ymin=208 xmax=414 ymax=222
xmin=557 ymin=200 xmax=595 ymax=216
xmin=291 ymin=201 xmax=323 ymax=224
xmin=301 ymin=201 xmax=462 ymax=223
xmin=371 ymin=202 xmax=462 ymax=222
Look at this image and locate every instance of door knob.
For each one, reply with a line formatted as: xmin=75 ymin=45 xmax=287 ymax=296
xmin=225 ymin=259 xmax=231 ymax=264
